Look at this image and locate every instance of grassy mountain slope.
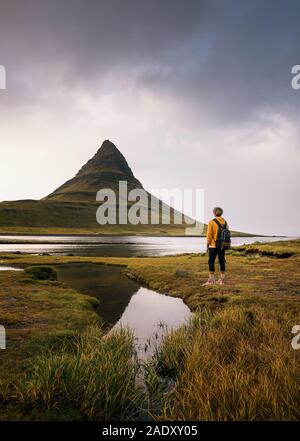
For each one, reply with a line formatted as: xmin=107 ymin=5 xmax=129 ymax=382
xmin=0 ymin=140 xmax=249 ymax=236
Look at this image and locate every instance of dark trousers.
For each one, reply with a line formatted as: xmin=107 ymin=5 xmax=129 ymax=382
xmin=208 ymin=248 xmax=226 ymax=272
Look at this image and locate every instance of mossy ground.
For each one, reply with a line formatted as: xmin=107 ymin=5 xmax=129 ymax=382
xmin=3 ymin=239 xmax=298 ymax=314
xmin=0 ymin=268 xmax=99 ymax=419
xmin=0 ymin=239 xmax=299 ymax=420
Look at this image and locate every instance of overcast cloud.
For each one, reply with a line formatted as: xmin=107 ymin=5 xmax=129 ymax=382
xmin=0 ymin=0 xmax=299 ymax=234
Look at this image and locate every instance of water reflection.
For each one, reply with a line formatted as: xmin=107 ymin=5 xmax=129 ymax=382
xmin=56 ymin=263 xmax=139 ymax=326
xmin=0 ymin=266 xmax=23 ymax=271
xmin=56 ymin=263 xmax=191 ymax=358
xmin=112 ymin=287 xmax=191 ymax=358
xmin=0 ymin=235 xmax=293 ymax=257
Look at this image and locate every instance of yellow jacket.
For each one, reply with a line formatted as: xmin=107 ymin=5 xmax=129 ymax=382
xmin=206 ymin=216 xmax=227 ymax=248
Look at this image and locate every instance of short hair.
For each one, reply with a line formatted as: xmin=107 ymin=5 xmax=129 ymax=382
xmin=213 ymin=207 xmax=223 ymax=216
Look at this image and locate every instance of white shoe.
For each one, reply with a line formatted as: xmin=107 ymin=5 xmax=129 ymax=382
xmin=216 ymin=277 xmax=225 ymax=285
xmin=202 ymin=278 xmax=215 ymax=286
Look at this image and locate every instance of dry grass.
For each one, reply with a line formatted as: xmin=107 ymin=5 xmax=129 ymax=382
xmin=154 ymin=306 xmax=300 ymax=421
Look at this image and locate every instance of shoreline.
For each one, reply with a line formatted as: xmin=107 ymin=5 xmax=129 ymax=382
xmin=0 ymin=229 xmax=265 ymax=238
xmin=0 ymin=234 xmax=283 ymax=245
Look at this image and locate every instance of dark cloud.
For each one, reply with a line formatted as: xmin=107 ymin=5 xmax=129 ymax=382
xmin=1 ymin=0 xmax=299 ymax=123
xmin=132 ymin=0 xmax=300 ymax=126
xmin=0 ymin=0 xmax=299 ymax=234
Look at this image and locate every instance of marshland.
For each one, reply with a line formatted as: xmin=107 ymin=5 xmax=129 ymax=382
xmin=0 ymin=238 xmax=299 ymax=420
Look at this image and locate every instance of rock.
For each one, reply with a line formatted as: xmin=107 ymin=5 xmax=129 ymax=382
xmin=25 ymin=265 xmax=58 ymax=281
xmin=126 ymin=272 xmax=136 ymax=280
xmin=175 ymin=269 xmax=188 ymax=277
xmin=245 ymin=248 xmax=260 ymax=255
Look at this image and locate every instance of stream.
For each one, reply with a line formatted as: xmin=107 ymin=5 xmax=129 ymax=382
xmin=55 ymin=263 xmax=191 ymax=358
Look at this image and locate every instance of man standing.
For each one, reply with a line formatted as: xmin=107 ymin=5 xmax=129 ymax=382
xmin=203 ymin=207 xmax=231 ymax=286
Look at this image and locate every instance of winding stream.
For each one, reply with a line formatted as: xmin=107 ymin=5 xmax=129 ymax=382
xmin=56 ymin=263 xmax=191 ymax=357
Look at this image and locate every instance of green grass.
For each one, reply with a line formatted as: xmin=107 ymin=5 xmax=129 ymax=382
xmin=0 ymin=198 xmax=252 ymax=236
xmin=0 ymin=199 xmax=197 ymax=236
xmin=0 ymin=267 xmax=100 ymax=419
xmin=0 ymin=239 xmax=300 ymax=420
xmin=25 ymin=265 xmax=58 ymax=281
xmin=13 ymin=325 xmax=144 ymax=421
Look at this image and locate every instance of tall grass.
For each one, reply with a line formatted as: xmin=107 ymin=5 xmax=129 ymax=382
xmin=154 ymin=306 xmax=300 ymax=421
xmin=14 ymin=325 xmax=144 ymax=420
xmin=6 ymin=306 xmax=300 ymax=420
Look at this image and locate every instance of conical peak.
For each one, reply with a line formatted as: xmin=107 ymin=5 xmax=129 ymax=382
xmin=43 ymin=140 xmax=143 ymax=202
xmin=99 ymin=139 xmax=120 ymax=154
xmin=77 ymin=140 xmax=134 ymax=177
xmin=93 ymin=139 xmax=120 ymax=158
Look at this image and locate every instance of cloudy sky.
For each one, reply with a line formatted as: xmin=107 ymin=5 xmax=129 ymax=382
xmin=0 ymin=0 xmax=299 ymax=235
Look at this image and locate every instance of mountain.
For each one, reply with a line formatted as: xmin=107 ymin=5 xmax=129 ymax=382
xmin=44 ymin=140 xmax=143 ymax=202
xmin=0 ymin=140 xmax=207 ymax=236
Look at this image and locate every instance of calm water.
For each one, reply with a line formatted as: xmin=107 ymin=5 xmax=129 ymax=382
xmin=56 ymin=263 xmax=139 ymax=326
xmin=56 ymin=264 xmax=191 ymax=358
xmin=113 ymin=287 xmax=191 ymax=358
xmin=0 ymin=235 xmax=293 ymax=257
xmin=2 ymin=235 xmax=294 ymax=357
xmin=0 ymin=266 xmax=23 ymax=271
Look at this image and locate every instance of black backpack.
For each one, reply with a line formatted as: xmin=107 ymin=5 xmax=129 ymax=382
xmin=213 ymin=218 xmax=231 ymax=250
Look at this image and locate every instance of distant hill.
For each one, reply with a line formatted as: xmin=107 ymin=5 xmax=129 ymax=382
xmin=0 ymin=140 xmax=199 ymax=235
xmin=0 ymin=140 xmax=251 ymax=236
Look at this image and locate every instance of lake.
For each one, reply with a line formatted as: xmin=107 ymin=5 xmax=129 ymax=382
xmin=0 ymin=235 xmax=292 ymax=257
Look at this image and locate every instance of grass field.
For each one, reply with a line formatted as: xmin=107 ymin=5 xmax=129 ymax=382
xmin=0 ymin=239 xmax=299 ymax=420
xmin=0 ymin=199 xmax=192 ymax=236
xmin=0 ymin=199 xmax=253 ymax=236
